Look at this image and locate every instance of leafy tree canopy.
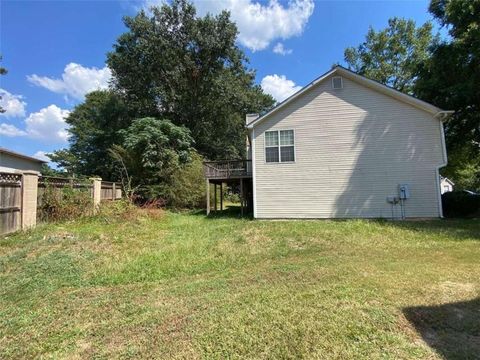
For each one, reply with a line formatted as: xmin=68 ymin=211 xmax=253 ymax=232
xmin=117 ymin=117 xmax=194 ymax=199
xmin=107 ymin=0 xmax=274 ymax=159
xmin=344 ymin=17 xmax=436 ymax=94
xmin=415 ymin=0 xmax=480 ymax=190
xmin=415 ymin=0 xmax=480 ymax=151
xmin=50 ymin=90 xmax=130 ymax=179
xmin=40 ymin=163 xmax=68 ymax=177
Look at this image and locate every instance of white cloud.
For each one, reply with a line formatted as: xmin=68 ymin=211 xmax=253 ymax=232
xmin=0 ymin=89 xmax=27 ymax=118
xmin=27 ymin=63 xmax=111 ymax=100
xmin=261 ymin=74 xmax=301 ymax=102
xmin=25 ymin=105 xmax=70 ymax=142
xmin=33 ymin=151 xmax=51 ymax=162
xmin=0 ymin=123 xmax=27 ymax=137
xmin=0 ymin=105 xmax=70 ymax=143
xmin=186 ymin=0 xmax=314 ymax=51
xmin=273 ymin=42 xmax=292 ymax=55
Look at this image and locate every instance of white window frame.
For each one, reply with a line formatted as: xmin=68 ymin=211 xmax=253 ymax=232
xmin=264 ymin=129 xmax=295 ymax=164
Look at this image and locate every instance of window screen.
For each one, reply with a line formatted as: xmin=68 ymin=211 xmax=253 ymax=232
xmin=280 ymin=146 xmax=295 ymax=162
xmin=265 ymin=131 xmax=279 ymax=163
xmin=280 ymin=130 xmax=294 ymax=145
xmin=266 ymin=147 xmax=280 ymax=162
xmin=265 ymin=131 xmax=279 ymax=146
xmin=265 ymin=130 xmax=295 ymax=163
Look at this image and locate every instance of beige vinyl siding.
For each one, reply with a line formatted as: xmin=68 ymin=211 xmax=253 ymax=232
xmin=253 ymin=75 xmax=444 ymax=219
xmin=0 ymin=152 xmax=43 ymax=172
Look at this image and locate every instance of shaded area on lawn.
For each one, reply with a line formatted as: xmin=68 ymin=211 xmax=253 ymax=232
xmin=403 ymin=297 xmax=480 ymax=360
xmin=196 ymin=204 xmax=253 ymax=219
xmin=388 ymin=219 xmax=480 ymax=242
xmin=203 ymin=208 xmax=480 ymax=242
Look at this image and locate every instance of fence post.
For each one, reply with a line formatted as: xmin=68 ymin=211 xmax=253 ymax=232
xmin=112 ymin=182 xmax=116 ymax=200
xmin=90 ymin=177 xmax=102 ymax=212
xmin=21 ymin=171 xmax=39 ymax=230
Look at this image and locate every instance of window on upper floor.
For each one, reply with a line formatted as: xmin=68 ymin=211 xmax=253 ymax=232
xmin=265 ymin=130 xmax=295 ymax=163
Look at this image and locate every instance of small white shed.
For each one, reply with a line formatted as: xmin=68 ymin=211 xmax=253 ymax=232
xmin=440 ymin=177 xmax=454 ymax=194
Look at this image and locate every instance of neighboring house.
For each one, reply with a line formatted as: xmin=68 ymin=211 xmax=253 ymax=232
xmin=0 ymin=148 xmax=46 ymax=173
xmin=440 ymin=177 xmax=454 ymax=194
xmin=204 ymin=66 xmax=452 ymax=219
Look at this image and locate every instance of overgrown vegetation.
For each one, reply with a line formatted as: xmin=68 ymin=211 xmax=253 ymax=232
xmin=38 ymin=183 xmax=93 ymax=222
xmin=1 ymin=210 xmax=479 ymax=358
xmin=162 ymin=152 xmax=206 ymax=209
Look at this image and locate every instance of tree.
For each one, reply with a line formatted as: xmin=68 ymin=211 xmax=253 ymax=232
xmin=40 ymin=163 xmax=67 ymax=177
xmin=162 ymin=151 xmax=206 ymax=208
xmin=118 ymin=117 xmax=194 ymax=199
xmin=50 ymin=90 xmax=130 ymax=179
xmin=107 ymin=0 xmax=274 ymax=159
xmin=344 ymin=18 xmax=436 ymax=94
xmin=415 ymin=0 xmax=480 ymax=190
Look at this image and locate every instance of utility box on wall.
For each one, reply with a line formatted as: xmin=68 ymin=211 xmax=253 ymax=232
xmin=398 ymin=184 xmax=410 ymax=200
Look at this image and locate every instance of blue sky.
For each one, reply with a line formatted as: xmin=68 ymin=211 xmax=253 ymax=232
xmin=0 ymin=0 xmax=438 ymax=163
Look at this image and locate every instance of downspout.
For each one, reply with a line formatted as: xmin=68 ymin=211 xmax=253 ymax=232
xmin=252 ymin=127 xmax=257 ymax=218
xmin=434 ymin=111 xmax=453 ymax=218
xmin=246 ymin=114 xmax=259 ymax=219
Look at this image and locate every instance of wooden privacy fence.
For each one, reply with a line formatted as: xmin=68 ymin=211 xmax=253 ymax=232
xmin=0 ymin=172 xmax=122 ymax=236
xmin=0 ymin=172 xmax=22 ymax=235
xmin=37 ymin=176 xmax=94 ymax=210
xmin=100 ymin=181 xmax=122 ymax=201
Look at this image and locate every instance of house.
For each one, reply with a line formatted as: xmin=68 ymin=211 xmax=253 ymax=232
xmin=0 ymin=148 xmax=46 ymax=173
xmin=204 ymin=66 xmax=452 ymax=219
xmin=440 ymin=177 xmax=454 ymax=194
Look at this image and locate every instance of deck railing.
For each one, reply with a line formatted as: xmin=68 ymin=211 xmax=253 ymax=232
xmin=204 ymin=160 xmax=252 ymax=179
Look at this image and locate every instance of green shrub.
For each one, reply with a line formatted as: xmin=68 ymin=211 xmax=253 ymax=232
xmin=39 ymin=184 xmax=93 ymax=222
xmin=161 ymin=152 xmax=206 ymax=209
xmin=442 ymin=191 xmax=480 ymax=218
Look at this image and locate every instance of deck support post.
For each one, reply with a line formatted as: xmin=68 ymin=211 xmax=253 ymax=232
xmin=214 ymin=183 xmax=217 ymax=212
xmin=206 ymin=179 xmax=210 ymax=215
xmin=220 ymin=182 xmax=223 ymax=211
xmin=240 ymin=178 xmax=244 ymax=216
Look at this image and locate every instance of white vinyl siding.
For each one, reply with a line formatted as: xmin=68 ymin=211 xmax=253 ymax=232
xmin=253 ymin=75 xmax=444 ymax=219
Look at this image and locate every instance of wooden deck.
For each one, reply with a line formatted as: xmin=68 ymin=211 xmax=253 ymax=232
xmin=203 ymin=160 xmax=252 ymax=216
xmin=203 ymin=160 xmax=252 ymax=180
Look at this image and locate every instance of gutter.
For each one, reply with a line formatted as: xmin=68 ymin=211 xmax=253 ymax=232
xmin=434 ymin=110 xmax=454 ymax=121
xmin=433 ymin=110 xmax=454 ymax=218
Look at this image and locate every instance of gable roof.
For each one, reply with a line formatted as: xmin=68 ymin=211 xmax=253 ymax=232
xmin=0 ymin=147 xmax=47 ymax=163
xmin=440 ymin=176 xmax=455 ymax=186
xmin=247 ymin=65 xmax=452 ymax=129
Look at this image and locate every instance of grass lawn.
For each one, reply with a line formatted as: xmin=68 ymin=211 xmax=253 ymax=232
xmin=1 ymin=206 xmax=479 ymax=359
